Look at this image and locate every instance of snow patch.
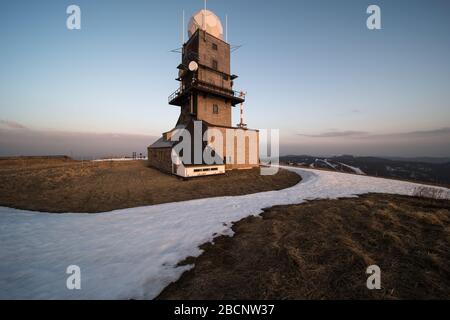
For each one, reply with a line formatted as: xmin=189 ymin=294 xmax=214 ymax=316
xmin=338 ymin=162 xmax=366 ymax=175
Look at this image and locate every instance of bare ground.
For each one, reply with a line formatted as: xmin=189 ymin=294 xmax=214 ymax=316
xmin=0 ymin=157 xmax=300 ymax=213
xmin=158 ymin=194 xmax=450 ymax=300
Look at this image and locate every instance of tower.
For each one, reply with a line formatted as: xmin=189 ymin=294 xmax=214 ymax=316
xmin=148 ymin=8 xmax=259 ymax=177
xmin=169 ymin=9 xmax=244 ymax=127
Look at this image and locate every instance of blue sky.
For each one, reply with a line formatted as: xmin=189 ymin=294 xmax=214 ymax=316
xmin=1 ymin=0 xmax=450 ymax=157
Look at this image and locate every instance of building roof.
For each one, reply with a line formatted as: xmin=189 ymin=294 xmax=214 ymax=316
xmin=149 ymin=137 xmax=176 ymax=149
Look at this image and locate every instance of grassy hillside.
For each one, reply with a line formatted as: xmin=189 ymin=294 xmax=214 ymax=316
xmin=0 ymin=157 xmax=300 ymax=213
xmin=159 ymin=194 xmax=450 ymax=300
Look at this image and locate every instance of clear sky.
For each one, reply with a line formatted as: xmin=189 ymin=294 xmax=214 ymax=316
xmin=1 ymin=0 xmax=450 ymax=158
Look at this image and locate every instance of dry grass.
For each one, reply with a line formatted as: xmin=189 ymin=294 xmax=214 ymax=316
xmin=158 ymin=194 xmax=450 ymax=300
xmin=0 ymin=156 xmax=300 ymax=213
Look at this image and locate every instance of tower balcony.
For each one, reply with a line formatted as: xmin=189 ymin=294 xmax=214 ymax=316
xmin=168 ymin=80 xmax=245 ymax=106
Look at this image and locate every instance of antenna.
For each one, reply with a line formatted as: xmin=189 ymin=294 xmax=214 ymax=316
xmin=203 ymin=0 xmax=207 ymax=30
xmin=225 ymin=14 xmax=228 ymax=43
xmin=237 ymin=91 xmax=248 ymax=129
xmin=182 ymin=10 xmax=185 ymax=44
xmin=231 ymin=44 xmax=242 ymax=53
xmin=170 ymin=47 xmax=183 ymax=54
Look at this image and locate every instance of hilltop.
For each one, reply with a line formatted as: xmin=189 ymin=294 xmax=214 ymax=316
xmin=0 ymin=156 xmax=300 ymax=213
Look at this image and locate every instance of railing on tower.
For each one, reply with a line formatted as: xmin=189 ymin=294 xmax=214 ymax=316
xmin=168 ymin=82 xmax=244 ymax=104
xmin=168 ymin=87 xmax=183 ymax=103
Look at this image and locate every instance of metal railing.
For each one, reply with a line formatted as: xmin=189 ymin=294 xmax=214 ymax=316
xmin=168 ymin=82 xmax=245 ymax=104
xmin=168 ymin=87 xmax=183 ymax=103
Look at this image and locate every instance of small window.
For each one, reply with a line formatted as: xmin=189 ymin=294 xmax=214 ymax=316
xmin=222 ymin=74 xmax=228 ymax=81
xmin=212 ymin=59 xmax=218 ymax=70
xmin=213 ymin=104 xmax=219 ymax=114
xmin=212 ymin=43 xmax=218 ymax=50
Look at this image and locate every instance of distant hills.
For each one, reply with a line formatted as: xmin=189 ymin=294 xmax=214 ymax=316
xmin=280 ymin=155 xmax=450 ymax=186
xmin=384 ymin=157 xmax=450 ymax=164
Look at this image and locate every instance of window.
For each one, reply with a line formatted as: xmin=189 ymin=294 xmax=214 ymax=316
xmin=213 ymin=104 xmax=219 ymax=114
xmin=222 ymin=74 xmax=228 ymax=81
xmin=212 ymin=59 xmax=218 ymax=70
xmin=212 ymin=43 xmax=218 ymax=50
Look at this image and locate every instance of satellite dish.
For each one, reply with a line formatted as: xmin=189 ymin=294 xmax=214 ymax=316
xmin=188 ymin=61 xmax=199 ymax=72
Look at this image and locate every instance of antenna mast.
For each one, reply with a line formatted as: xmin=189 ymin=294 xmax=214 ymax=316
xmin=225 ymin=14 xmax=228 ymax=42
xmin=182 ymin=10 xmax=185 ymax=43
xmin=203 ymin=0 xmax=207 ymax=30
xmin=237 ymin=91 xmax=247 ymax=129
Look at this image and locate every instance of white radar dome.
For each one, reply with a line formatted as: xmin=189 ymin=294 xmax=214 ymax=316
xmin=188 ymin=9 xmax=224 ymax=40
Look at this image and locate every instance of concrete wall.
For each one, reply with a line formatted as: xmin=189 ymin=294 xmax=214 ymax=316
xmin=204 ymin=127 xmax=260 ymax=170
xmin=181 ymin=165 xmax=226 ymax=178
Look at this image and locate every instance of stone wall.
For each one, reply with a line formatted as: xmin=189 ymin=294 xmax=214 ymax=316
xmin=198 ymin=31 xmax=231 ymax=75
xmin=147 ymin=147 xmax=173 ymax=174
xmin=197 ymin=95 xmax=232 ymax=127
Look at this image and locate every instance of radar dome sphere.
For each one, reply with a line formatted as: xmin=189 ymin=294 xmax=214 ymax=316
xmin=188 ymin=9 xmax=224 ymax=40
